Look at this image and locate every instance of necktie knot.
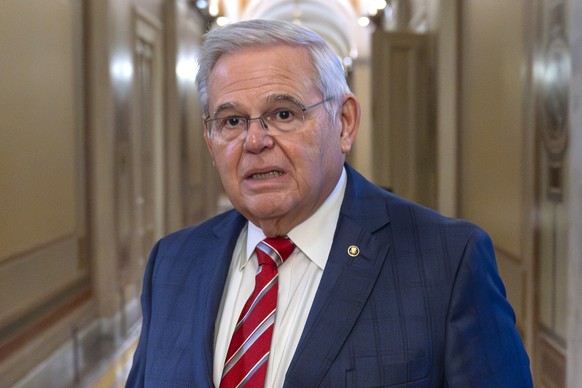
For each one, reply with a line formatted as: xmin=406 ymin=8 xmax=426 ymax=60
xmin=256 ymin=237 xmax=295 ymax=267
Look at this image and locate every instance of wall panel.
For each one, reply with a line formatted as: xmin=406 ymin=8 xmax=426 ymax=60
xmin=459 ymin=0 xmax=525 ymax=258
xmin=0 ymin=0 xmax=87 ymax=317
xmin=458 ymin=0 xmax=533 ymax=367
xmin=0 ymin=0 xmax=78 ymax=261
xmin=371 ymin=31 xmax=435 ymax=207
xmin=0 ymin=0 xmax=88 ymax=384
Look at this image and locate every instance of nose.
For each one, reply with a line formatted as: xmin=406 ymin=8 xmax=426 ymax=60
xmin=248 ymin=116 xmax=268 ymax=130
xmin=244 ymin=117 xmax=274 ymax=153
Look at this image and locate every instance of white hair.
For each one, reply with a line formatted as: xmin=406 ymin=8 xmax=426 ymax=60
xmin=195 ymin=19 xmax=350 ymax=117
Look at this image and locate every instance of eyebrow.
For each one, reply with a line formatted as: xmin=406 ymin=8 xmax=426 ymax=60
xmin=211 ymin=94 xmax=304 ymax=117
xmin=212 ymin=102 xmax=240 ymax=117
xmin=266 ymin=94 xmax=304 ymax=107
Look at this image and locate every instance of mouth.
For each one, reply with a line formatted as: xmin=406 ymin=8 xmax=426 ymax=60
xmin=249 ymin=170 xmax=284 ymax=180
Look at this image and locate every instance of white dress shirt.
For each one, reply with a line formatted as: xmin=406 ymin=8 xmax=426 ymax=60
xmin=213 ymin=168 xmax=347 ymax=387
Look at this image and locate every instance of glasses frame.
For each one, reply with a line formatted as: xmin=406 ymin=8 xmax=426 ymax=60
xmin=203 ymin=98 xmax=331 ymax=139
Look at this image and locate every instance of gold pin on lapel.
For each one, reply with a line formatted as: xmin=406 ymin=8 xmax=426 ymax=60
xmin=347 ymin=245 xmax=360 ymax=257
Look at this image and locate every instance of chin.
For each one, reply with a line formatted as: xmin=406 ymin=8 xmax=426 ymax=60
xmin=242 ymin=201 xmax=293 ymax=221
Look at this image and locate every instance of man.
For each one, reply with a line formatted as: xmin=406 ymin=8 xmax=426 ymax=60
xmin=127 ymin=19 xmax=532 ymax=387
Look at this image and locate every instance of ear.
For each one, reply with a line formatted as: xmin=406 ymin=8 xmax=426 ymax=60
xmin=339 ymin=94 xmax=360 ymax=154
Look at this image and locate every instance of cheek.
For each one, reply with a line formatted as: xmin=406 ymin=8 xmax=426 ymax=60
xmin=217 ymin=159 xmax=238 ymax=182
xmin=213 ymin=146 xmax=241 ymax=182
xmin=293 ymin=143 xmax=331 ymax=187
xmin=310 ymin=129 xmax=341 ymax=162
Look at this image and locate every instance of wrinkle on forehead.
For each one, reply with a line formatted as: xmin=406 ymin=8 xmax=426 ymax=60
xmin=207 ymin=45 xmax=319 ymax=112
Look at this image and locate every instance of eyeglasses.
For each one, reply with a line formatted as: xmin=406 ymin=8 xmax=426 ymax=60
xmin=204 ymin=98 xmax=330 ymax=142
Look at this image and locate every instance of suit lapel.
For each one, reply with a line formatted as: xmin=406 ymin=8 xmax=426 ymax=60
xmin=193 ymin=211 xmax=247 ymax=384
xmin=285 ymin=165 xmax=392 ymax=387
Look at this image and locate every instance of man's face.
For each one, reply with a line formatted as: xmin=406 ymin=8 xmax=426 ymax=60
xmin=204 ymin=44 xmax=358 ymax=236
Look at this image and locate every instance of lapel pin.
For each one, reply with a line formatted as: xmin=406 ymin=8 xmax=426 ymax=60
xmin=347 ymin=245 xmax=360 ymax=257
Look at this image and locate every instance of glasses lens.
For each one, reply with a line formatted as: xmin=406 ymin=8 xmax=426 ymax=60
xmin=209 ymin=116 xmax=247 ymax=141
xmin=262 ymin=102 xmax=305 ymax=133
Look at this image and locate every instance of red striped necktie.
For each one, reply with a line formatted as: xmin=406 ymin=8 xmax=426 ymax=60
xmin=220 ymin=237 xmax=295 ymax=388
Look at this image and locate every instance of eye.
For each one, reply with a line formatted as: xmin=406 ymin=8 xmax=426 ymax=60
xmin=275 ymin=109 xmax=293 ymax=121
xmin=221 ymin=116 xmax=245 ymax=129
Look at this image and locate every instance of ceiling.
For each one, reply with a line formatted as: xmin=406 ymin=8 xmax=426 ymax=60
xmin=195 ymin=0 xmax=382 ymax=59
xmin=240 ymin=0 xmax=363 ymax=59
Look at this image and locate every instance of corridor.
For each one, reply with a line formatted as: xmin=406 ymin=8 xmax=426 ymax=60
xmin=1 ymin=0 xmax=582 ymax=387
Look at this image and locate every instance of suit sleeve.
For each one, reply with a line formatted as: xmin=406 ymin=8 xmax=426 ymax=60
xmin=125 ymin=241 xmax=160 ymax=387
xmin=444 ymin=229 xmax=533 ymax=387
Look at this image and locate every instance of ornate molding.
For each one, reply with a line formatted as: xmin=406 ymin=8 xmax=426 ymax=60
xmin=538 ymin=0 xmax=570 ymax=202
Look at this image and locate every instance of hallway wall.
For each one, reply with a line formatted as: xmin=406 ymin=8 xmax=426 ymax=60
xmin=0 ymin=0 xmax=218 ymax=386
xmin=0 ymin=0 xmax=92 ymax=384
xmin=458 ymin=0 xmax=532 ymax=343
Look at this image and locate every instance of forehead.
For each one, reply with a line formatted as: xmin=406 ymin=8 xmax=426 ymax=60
xmin=207 ymin=44 xmax=319 ymax=109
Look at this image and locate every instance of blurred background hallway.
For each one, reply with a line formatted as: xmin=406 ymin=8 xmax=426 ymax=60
xmin=1 ymin=0 xmax=581 ymax=386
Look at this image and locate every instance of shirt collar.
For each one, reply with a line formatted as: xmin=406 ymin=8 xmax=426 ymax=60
xmin=243 ymin=167 xmax=347 ymax=271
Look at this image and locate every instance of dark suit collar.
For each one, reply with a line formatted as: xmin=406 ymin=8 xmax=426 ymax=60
xmin=211 ymin=209 xmax=247 ymax=239
xmin=284 ymin=164 xmax=392 ymax=387
xmin=340 ymin=163 xmax=391 ymax=233
xmin=198 ymin=210 xmax=246 ymax=383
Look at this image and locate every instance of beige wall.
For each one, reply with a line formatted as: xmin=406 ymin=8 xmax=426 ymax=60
xmin=0 ymin=0 xmax=91 ymax=384
xmin=350 ymin=58 xmax=374 ymax=180
xmin=460 ymin=0 xmax=525 ymax=257
xmin=0 ymin=0 xmax=78 ymax=262
xmin=0 ymin=0 xmax=216 ymax=385
xmin=458 ymin=0 xmax=533 ymax=353
xmin=0 ymin=0 xmax=87 ymax=331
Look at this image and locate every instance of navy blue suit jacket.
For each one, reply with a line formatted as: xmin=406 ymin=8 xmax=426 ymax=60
xmin=127 ymin=165 xmax=532 ymax=387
